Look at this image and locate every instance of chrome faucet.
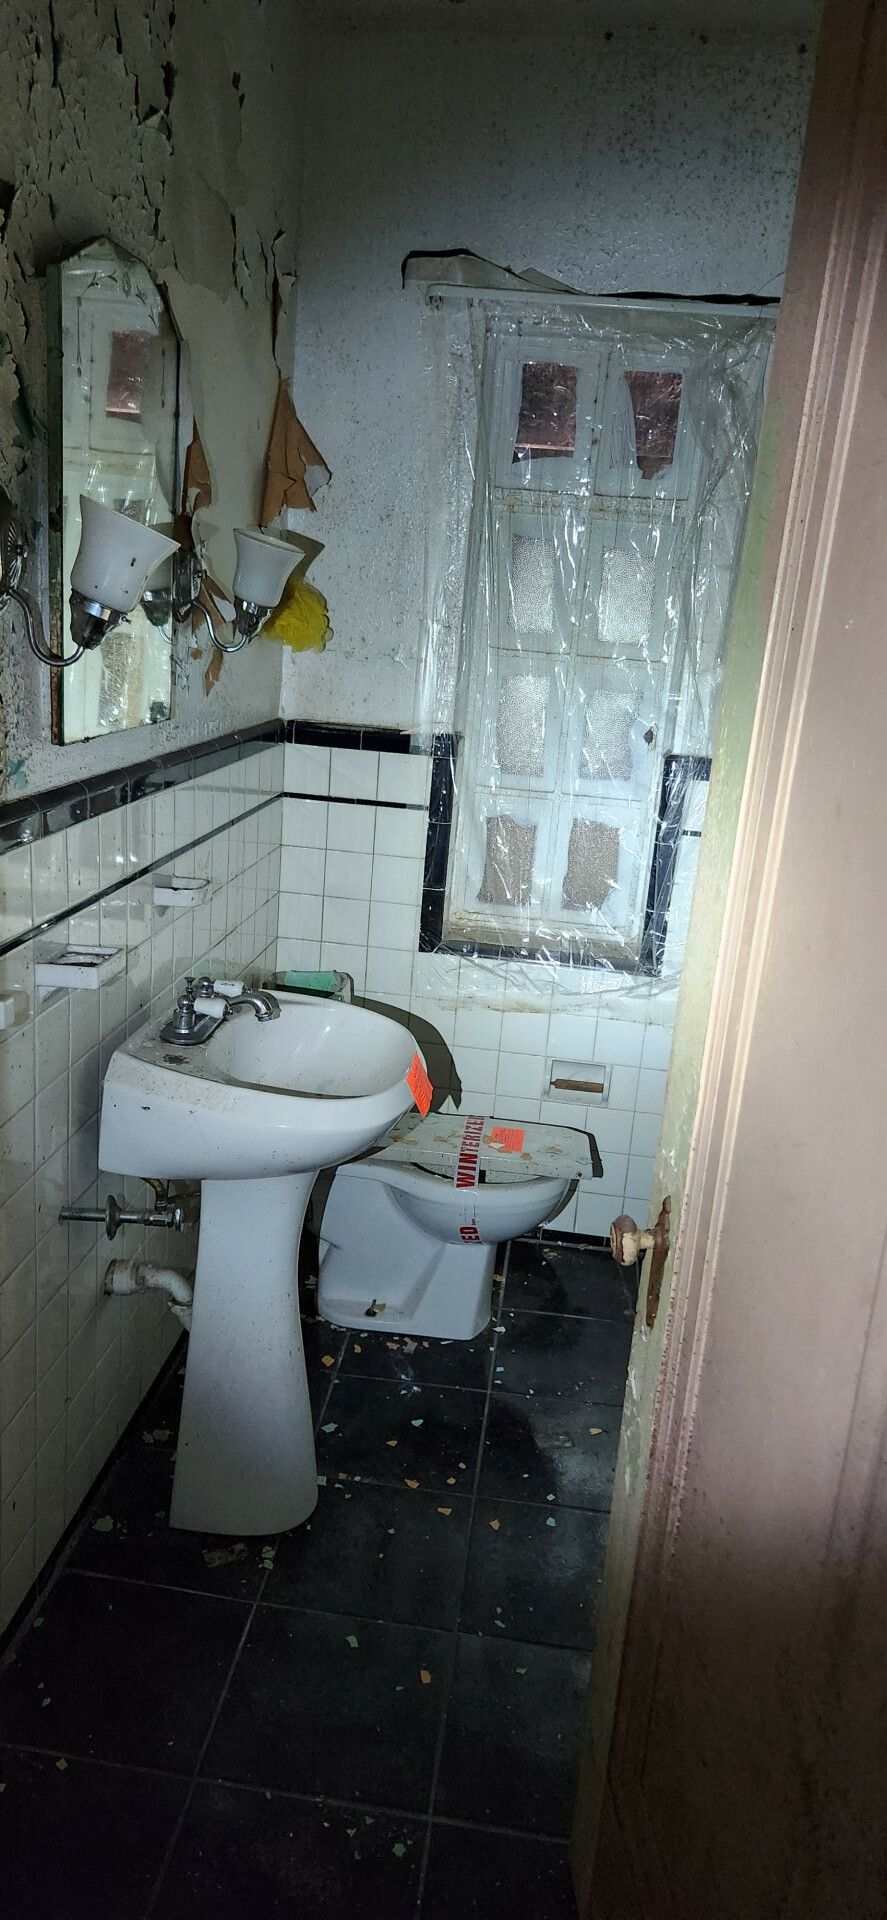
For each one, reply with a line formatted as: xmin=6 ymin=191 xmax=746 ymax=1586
xmin=222 ymin=987 xmax=280 ymax=1022
xmin=160 ymin=978 xmax=280 ymax=1046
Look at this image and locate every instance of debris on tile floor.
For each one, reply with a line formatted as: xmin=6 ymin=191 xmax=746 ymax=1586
xmin=0 ymin=1237 xmax=633 ymax=1917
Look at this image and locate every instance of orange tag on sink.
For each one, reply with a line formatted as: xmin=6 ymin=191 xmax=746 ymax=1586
xmin=490 ymin=1125 xmax=525 ymax=1152
xmin=406 ymin=1053 xmax=432 ymax=1116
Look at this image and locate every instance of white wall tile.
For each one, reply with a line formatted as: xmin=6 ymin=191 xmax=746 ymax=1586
xmin=364 ymin=948 xmax=414 ymax=999
xmin=0 ymin=1104 xmax=35 ymax=1203
xmin=282 ymin=797 xmax=328 ymax=847
xmin=0 ymin=1253 xmax=36 ymax=1361
xmin=327 ymin=802 xmax=374 ymax=854
xmin=285 ymin=742 xmax=330 ymax=794
xmin=627 ymin=1154 xmax=655 ymax=1202
xmin=377 ymin=753 xmax=431 ymax=806
xmin=496 ymin=1052 xmax=545 ymax=1100
xmin=370 ymin=854 xmax=422 ymax=906
xmin=595 ymin=1017 xmax=645 ymax=1067
xmin=636 ymin=1068 xmax=668 ymax=1114
xmin=325 ymin=848 xmax=372 ymax=901
xmin=330 ymin=746 xmax=378 ymax=800
xmin=607 ymin=1065 xmax=640 ymax=1112
xmin=0 ymin=845 xmax=32 ymax=945
xmin=454 ymin=1005 xmax=502 ymax=1051
xmin=322 ymin=896 xmax=370 ymax=946
xmin=587 ymin=1106 xmax=634 ymax=1155
xmin=320 ymin=943 xmax=367 ymax=993
xmin=586 ymin=1150 xmax=629 ymax=1199
xmin=276 ymin=938 xmax=322 ymax=974
xmin=630 ymin=1109 xmax=662 ymax=1158
xmin=500 ymin=1011 xmax=550 ymax=1057
xmin=574 ymin=1188 xmax=621 ymax=1239
xmin=30 ymin=833 xmax=68 ymax=924
xmin=0 ymin=1024 xmax=36 ymax=1122
xmin=538 ymin=1098 xmax=587 ymax=1128
xmin=452 ymin=1047 xmax=499 ymax=1096
xmin=641 ymin=1023 xmax=674 ymax=1070
xmin=278 ymin=895 xmax=323 ymax=942
xmin=548 ymin=1009 xmax=599 ymax=1060
xmin=373 ymin=808 xmax=427 ymax=859
xmin=487 ymin=1095 xmax=541 ymax=1123
xmin=368 ymin=900 xmax=417 ymax=952
xmin=279 ymin=845 xmax=325 ymax=894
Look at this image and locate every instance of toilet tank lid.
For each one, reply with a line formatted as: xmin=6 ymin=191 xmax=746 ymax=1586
xmin=369 ymin=1113 xmax=594 ymax=1184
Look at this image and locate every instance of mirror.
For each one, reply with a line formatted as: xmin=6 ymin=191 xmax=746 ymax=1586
xmin=47 ymin=242 xmax=183 ymax=743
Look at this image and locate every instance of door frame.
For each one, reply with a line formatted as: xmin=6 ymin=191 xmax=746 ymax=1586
xmin=571 ymin=0 xmax=887 ymax=1905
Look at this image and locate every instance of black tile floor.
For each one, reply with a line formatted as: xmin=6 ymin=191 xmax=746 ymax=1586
xmin=0 ymin=1236 xmax=635 ymax=1920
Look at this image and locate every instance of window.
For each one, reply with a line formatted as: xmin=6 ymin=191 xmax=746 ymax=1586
xmin=439 ymin=300 xmax=771 ymax=968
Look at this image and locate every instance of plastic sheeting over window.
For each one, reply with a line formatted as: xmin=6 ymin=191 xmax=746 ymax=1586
xmin=417 ymin=292 xmax=773 ymax=994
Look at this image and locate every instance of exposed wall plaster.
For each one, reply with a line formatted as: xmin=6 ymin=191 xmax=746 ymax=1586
xmin=0 ymin=0 xmax=304 ymax=795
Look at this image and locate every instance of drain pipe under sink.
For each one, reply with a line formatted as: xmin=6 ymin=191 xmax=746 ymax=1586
xmin=104 ymin=1259 xmax=193 ymax=1330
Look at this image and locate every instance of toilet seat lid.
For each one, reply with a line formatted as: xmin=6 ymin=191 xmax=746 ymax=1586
xmin=369 ymin=1112 xmax=592 ymax=1185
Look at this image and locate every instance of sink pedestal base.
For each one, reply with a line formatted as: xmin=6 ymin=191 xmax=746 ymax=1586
xmin=170 ymin=1172 xmax=318 ymax=1535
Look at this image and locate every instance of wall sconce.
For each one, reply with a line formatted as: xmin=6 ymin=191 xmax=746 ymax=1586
xmin=0 ymin=488 xmax=180 ymax=671
xmin=69 ymin=496 xmax=180 ymax=654
xmin=174 ymin=527 xmax=302 ymax=655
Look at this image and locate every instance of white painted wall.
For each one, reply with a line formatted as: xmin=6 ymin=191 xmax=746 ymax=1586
xmin=282 ymin=18 xmax=815 ymax=728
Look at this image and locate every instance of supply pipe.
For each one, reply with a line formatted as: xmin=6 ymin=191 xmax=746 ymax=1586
xmin=104 ymin=1259 xmax=193 ymax=1330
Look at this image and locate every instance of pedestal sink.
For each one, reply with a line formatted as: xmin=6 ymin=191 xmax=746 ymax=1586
xmin=98 ymin=993 xmax=421 ymax=1535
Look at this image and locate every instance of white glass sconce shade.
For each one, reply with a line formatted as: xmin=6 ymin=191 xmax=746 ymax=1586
xmin=232 ymin=527 xmax=301 ymax=610
xmin=71 ymin=496 xmax=180 ymax=614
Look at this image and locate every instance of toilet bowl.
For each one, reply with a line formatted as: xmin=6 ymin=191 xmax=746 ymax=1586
xmin=316 ymin=1113 xmax=591 ymax=1340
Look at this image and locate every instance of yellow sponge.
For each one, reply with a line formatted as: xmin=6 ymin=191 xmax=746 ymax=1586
xmin=263 ymin=575 xmax=331 ymax=652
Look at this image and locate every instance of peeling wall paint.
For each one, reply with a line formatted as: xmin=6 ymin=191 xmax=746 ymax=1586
xmin=0 ymin=0 xmax=304 ymax=796
xmin=281 ymin=19 xmax=815 ymax=730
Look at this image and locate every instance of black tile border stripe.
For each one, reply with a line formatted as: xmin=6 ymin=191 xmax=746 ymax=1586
xmin=0 ymin=721 xmax=281 ymax=856
xmin=0 ymin=721 xmax=436 ymax=856
xmin=283 ymin=720 xmax=435 ymax=756
xmin=420 ymin=745 xmax=711 ymax=977
xmin=0 ymin=795 xmax=278 ymax=960
xmin=283 ymin=791 xmax=427 ymax=813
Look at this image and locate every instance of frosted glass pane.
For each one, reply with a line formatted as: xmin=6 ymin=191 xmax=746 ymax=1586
xmin=582 ymin=685 xmax=635 ymax=781
xmin=625 ymin=370 xmax=682 ymax=479
xmin=496 ymin=673 xmax=548 ymax=776
xmin=562 ymin=818 xmax=620 ymax=911
xmin=598 ymin=547 xmax=655 ymax=651
xmin=480 ymin=814 xmax=536 ymax=906
xmin=513 ymin=361 xmax=578 ymax=460
xmin=510 ymin=534 xmax=555 ymax=632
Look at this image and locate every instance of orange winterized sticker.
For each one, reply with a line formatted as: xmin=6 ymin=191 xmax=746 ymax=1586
xmin=490 ymin=1125 xmax=525 ymax=1152
xmin=406 ymin=1053 xmax=433 ymax=1116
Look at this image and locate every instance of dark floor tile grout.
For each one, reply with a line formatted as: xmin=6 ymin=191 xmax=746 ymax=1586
xmin=412 ymin=1246 xmax=511 ymax=1918
xmin=64 ymin=1566 xmax=256 ymax=1606
xmin=142 ymin=1568 xmax=274 ymax=1919
xmin=0 ymin=1739 xmax=193 ymax=1785
xmin=430 ymin=1811 xmax=569 ymax=1845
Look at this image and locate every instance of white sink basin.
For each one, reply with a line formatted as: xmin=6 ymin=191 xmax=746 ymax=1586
xmin=98 ymin=993 xmax=422 ymax=1537
xmin=100 ymin=996 xmax=419 ymax=1178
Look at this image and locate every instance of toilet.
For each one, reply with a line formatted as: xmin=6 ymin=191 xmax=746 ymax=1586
xmin=316 ymin=1112 xmax=595 ymax=1340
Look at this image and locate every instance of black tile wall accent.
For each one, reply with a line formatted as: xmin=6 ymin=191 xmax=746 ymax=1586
xmin=0 ymin=720 xmax=281 ymax=855
xmin=283 ymin=719 xmax=434 ymax=755
xmin=0 ymin=720 xmax=438 ymax=856
xmin=419 ymin=742 xmax=709 ymax=975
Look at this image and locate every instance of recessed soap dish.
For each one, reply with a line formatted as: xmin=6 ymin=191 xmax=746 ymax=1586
xmin=152 ymin=875 xmax=212 ymax=911
xmin=34 ymin=945 xmax=126 ymax=993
